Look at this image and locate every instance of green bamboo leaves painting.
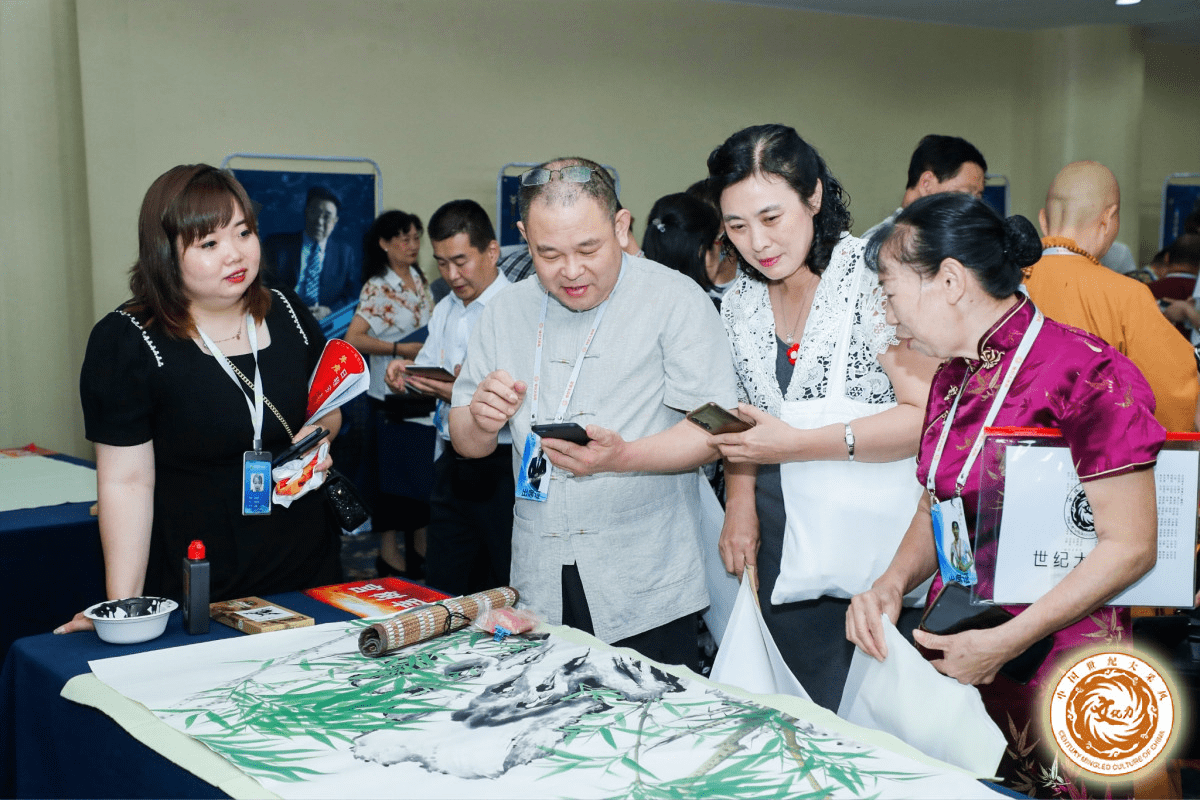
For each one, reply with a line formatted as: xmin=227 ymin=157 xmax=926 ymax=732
xmin=144 ymin=625 xmax=938 ymax=798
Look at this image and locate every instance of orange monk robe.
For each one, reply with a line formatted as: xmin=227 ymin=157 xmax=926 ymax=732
xmin=1024 ymin=236 xmax=1199 ymax=432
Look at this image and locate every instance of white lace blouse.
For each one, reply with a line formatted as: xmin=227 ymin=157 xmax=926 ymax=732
xmin=720 ymin=235 xmax=899 ymax=417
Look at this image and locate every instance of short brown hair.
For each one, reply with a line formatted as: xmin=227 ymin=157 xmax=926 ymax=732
xmin=129 ymin=164 xmax=270 ymax=337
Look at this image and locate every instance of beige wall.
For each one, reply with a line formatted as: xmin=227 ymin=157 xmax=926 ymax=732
xmin=1139 ymin=40 xmax=1200 ymax=262
xmin=1 ymin=0 xmax=92 ymax=456
xmin=5 ymin=0 xmax=1200 ymax=457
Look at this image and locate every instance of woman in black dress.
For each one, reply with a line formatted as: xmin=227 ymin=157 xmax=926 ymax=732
xmin=58 ymin=165 xmax=342 ymax=633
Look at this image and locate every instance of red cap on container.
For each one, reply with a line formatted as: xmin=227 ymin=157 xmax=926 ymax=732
xmin=187 ymin=540 xmax=206 ymax=560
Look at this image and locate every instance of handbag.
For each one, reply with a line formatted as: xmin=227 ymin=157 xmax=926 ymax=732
xmin=772 ymin=256 xmax=928 ymax=606
xmin=383 ymin=391 xmax=436 ymax=422
xmin=323 ymin=468 xmax=372 ymax=532
xmin=919 ymin=581 xmax=1054 ymax=685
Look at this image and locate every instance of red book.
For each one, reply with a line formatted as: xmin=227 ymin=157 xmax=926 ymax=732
xmin=305 ymin=339 xmax=369 ymax=426
xmin=304 ymin=577 xmax=449 ymax=618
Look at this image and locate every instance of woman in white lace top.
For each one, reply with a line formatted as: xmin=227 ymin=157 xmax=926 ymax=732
xmin=705 ymin=124 xmax=939 ymax=709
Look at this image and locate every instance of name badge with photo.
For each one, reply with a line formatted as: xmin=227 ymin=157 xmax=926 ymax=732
xmin=932 ymin=496 xmax=977 ymax=587
xmin=242 ymin=450 xmax=272 ymax=516
xmin=516 ymin=433 xmax=550 ymax=502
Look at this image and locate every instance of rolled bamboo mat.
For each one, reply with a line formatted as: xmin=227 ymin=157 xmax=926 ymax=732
xmin=358 ymin=586 xmax=519 ymax=657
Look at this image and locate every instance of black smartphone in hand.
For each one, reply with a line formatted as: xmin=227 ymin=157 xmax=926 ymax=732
xmin=531 ymin=422 xmax=591 ymax=445
xmin=271 ymin=427 xmax=328 ymax=468
xmin=686 ymin=402 xmax=753 ymax=434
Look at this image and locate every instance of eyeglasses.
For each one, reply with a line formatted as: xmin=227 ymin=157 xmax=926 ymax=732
xmin=519 ymin=165 xmax=604 ymax=187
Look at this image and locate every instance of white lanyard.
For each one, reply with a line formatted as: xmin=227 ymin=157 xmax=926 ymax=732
xmin=196 ymin=314 xmax=265 ymax=450
xmin=529 ymin=267 xmax=623 ymax=426
xmin=926 ymin=303 xmax=1044 ymax=500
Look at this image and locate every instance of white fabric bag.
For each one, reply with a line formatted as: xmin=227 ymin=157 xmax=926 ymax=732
xmin=772 ymin=256 xmax=929 ymax=606
xmin=710 ymin=568 xmax=811 ymax=700
xmin=693 ymin=471 xmax=740 ymax=646
xmin=838 ymin=615 xmax=1006 ymax=777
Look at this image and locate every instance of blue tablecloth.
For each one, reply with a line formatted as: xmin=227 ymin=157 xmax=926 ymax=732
xmin=0 ymin=454 xmax=103 ymax=664
xmin=0 ymin=591 xmax=353 ymax=799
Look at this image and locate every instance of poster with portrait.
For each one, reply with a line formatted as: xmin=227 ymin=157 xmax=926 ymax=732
xmin=231 ymin=167 xmax=377 ymax=339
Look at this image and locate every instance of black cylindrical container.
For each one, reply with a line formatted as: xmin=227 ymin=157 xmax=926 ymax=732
xmin=182 ymin=539 xmax=210 ymax=634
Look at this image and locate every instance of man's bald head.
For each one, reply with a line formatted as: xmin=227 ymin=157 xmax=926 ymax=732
xmin=1039 ymin=161 xmax=1121 ymax=259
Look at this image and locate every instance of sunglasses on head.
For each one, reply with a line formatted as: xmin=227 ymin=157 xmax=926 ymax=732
xmin=519 ymin=165 xmax=607 ymax=187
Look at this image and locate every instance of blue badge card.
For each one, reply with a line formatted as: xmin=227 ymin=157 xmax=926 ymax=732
xmin=932 ymin=496 xmax=977 ymax=586
xmin=516 ymin=433 xmax=550 ymax=502
xmin=242 ymin=451 xmax=272 ymax=516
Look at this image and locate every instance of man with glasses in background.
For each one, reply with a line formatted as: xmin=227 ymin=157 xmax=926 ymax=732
xmin=450 ymin=158 xmax=738 ymax=669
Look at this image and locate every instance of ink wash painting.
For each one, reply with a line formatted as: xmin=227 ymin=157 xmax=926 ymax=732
xmin=86 ymin=621 xmax=998 ymax=799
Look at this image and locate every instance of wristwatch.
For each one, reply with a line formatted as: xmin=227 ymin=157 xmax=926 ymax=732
xmin=844 ymin=423 xmax=856 ymax=462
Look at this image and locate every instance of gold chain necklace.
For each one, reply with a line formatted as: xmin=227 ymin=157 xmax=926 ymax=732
xmin=225 ymin=361 xmax=294 ymax=440
xmin=211 ymin=328 xmax=243 ymax=344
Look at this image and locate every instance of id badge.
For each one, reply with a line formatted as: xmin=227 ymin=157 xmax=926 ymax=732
xmin=516 ymin=432 xmax=550 ymax=502
xmin=931 ymin=497 xmax=976 ymax=586
xmin=433 ymin=399 xmax=450 ymax=440
xmin=242 ymin=450 xmax=272 ymax=516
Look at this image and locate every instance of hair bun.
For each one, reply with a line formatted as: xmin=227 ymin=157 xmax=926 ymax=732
xmin=1001 ymin=215 xmax=1042 ymax=269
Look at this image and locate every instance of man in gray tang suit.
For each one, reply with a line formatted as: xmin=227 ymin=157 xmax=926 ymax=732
xmin=450 ymin=157 xmax=738 ymax=670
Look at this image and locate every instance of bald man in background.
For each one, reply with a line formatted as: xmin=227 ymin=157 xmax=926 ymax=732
xmin=1023 ymin=160 xmax=1199 ymax=432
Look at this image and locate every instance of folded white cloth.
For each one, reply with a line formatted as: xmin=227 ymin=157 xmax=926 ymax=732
xmin=838 ymin=615 xmax=1006 ymax=777
xmin=710 ymin=570 xmax=811 ymax=700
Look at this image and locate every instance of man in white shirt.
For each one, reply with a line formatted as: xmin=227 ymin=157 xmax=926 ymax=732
xmin=385 ymin=199 xmax=512 ymax=596
xmin=450 ymin=158 xmax=739 ymax=669
xmin=861 ymin=135 xmax=987 ymax=239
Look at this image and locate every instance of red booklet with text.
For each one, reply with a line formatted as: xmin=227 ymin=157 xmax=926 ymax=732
xmin=305 ymin=339 xmax=369 ymax=426
xmin=304 ymin=577 xmax=449 ymax=618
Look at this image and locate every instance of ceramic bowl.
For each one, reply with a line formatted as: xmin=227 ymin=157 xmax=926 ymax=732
xmin=84 ymin=596 xmax=178 ymax=644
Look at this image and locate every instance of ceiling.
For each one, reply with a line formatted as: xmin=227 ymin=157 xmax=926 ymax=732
xmin=721 ymin=0 xmax=1200 ymax=44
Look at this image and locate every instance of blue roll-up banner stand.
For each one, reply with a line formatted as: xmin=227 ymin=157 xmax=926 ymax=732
xmin=982 ymin=174 xmax=1009 ymax=218
xmin=1161 ymin=174 xmax=1200 ymax=250
xmin=496 ymin=162 xmax=622 ymax=248
xmin=221 ymin=153 xmax=381 ymax=341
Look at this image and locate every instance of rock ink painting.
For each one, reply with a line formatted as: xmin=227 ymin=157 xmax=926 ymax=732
xmin=86 ymin=622 xmax=997 ymax=799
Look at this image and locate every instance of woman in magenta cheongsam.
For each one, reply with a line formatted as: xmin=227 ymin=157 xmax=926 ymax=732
xmin=846 ymin=193 xmax=1164 ymax=798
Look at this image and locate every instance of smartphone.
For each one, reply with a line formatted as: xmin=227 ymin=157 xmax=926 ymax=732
xmin=531 ymin=422 xmax=591 ymax=445
xmin=686 ymin=402 xmax=753 ymax=434
xmin=405 ymin=365 xmax=456 ymax=382
xmin=271 ymin=427 xmax=328 ymax=469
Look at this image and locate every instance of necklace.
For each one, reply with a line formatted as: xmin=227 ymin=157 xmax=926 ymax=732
xmin=194 ymin=316 xmax=244 ymax=348
xmin=1043 ymin=239 xmax=1101 ymax=266
xmin=772 ymin=274 xmax=818 ymax=365
xmin=212 ymin=327 xmax=243 ymax=344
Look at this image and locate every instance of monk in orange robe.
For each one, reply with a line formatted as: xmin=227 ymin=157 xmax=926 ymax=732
xmin=1024 ymin=161 xmax=1199 ymax=432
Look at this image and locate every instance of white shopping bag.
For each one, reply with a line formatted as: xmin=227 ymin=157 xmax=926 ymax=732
xmin=694 ymin=471 xmax=740 ymax=645
xmin=710 ymin=568 xmax=810 ymax=700
xmin=838 ymin=615 xmax=1005 ymax=776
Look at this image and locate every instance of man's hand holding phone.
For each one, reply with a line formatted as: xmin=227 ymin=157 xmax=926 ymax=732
xmin=539 ymin=424 xmax=628 ymax=477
